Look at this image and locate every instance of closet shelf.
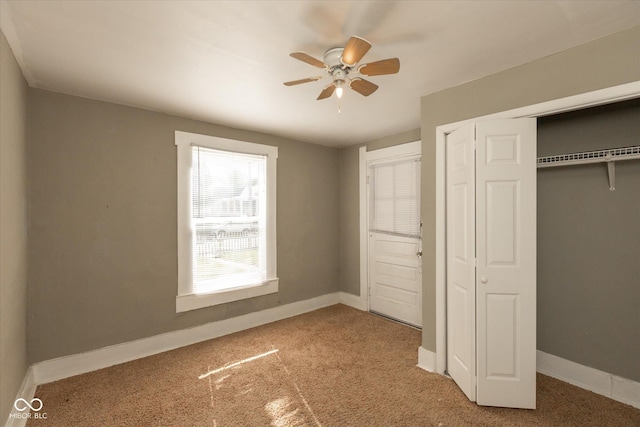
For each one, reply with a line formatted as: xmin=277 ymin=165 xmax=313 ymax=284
xmin=536 ymin=145 xmax=640 ymax=191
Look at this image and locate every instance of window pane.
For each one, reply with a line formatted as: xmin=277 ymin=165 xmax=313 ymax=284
xmin=191 ymin=146 xmax=267 ymax=293
xmin=369 ymin=158 xmax=421 ymax=237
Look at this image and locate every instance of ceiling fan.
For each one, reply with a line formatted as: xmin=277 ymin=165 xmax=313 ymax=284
xmin=284 ymin=36 xmax=400 ymax=101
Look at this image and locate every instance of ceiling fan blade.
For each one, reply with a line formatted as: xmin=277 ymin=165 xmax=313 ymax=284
xmin=317 ymin=83 xmax=336 ymax=100
xmin=290 ymin=52 xmax=327 ymax=69
xmin=349 ymin=78 xmax=378 ymax=97
xmin=358 ymin=58 xmax=400 ymax=76
xmin=283 ymin=77 xmax=322 ymax=86
xmin=341 ymin=36 xmax=371 ymax=66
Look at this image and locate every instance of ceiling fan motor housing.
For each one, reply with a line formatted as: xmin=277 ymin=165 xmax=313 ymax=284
xmin=325 ymin=48 xmax=351 ymax=86
xmin=323 ymin=47 xmax=345 ymax=68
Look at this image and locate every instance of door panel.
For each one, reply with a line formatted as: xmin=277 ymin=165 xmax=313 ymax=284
xmin=486 ymin=181 xmax=518 ymax=265
xmin=476 ymin=119 xmax=536 ymax=409
xmin=446 ymin=124 xmax=476 ymax=401
xmin=376 ymin=282 xmax=418 ymax=305
xmin=369 ymin=232 xmax=422 ymax=326
xmin=376 ymin=238 xmax=420 ymax=260
xmin=453 ymin=185 xmax=469 ymax=262
xmin=485 ymin=293 xmax=518 ymax=378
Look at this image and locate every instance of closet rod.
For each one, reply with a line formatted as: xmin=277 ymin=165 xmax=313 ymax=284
xmin=536 ymin=145 xmax=640 ymax=191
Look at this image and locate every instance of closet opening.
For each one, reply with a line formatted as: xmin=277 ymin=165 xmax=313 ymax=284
xmin=536 ymin=98 xmax=640 ymax=386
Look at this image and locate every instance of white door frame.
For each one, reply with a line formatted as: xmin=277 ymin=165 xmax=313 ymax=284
xmin=359 ymin=141 xmax=422 ymax=310
xmin=435 ymin=82 xmax=640 ymax=375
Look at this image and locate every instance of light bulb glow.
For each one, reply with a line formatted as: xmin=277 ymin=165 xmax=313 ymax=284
xmin=336 ymin=86 xmax=343 ymax=99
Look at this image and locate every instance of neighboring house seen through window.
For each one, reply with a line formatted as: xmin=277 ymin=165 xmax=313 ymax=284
xmin=175 ymin=131 xmax=278 ymax=312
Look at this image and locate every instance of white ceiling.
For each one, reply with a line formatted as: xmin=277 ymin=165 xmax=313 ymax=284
xmin=1 ymin=1 xmax=639 ymax=147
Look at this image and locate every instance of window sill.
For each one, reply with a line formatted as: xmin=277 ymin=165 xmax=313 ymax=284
xmin=176 ymin=278 xmax=278 ymax=313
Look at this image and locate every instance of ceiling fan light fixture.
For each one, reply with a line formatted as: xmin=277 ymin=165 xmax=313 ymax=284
xmin=335 ymin=80 xmax=344 ymax=99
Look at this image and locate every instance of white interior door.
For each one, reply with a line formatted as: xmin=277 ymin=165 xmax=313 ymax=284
xmin=446 ymin=118 xmax=537 ymax=409
xmin=368 ymin=155 xmax=422 ymax=327
xmin=446 ymin=123 xmax=476 ymax=401
xmin=475 ymin=119 xmax=537 ymax=409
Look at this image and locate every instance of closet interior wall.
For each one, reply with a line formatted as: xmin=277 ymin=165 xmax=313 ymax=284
xmin=536 ymin=98 xmax=640 ymax=382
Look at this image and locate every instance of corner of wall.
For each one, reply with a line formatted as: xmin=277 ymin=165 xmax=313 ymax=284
xmin=0 ymin=30 xmax=30 ymax=427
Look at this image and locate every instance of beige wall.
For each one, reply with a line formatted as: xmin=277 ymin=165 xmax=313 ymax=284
xmin=420 ymin=27 xmax=640 ymax=351
xmin=0 ymin=32 xmax=29 ymax=422
xmin=339 ymin=129 xmax=421 ymax=295
xmin=537 ymin=100 xmax=640 ymax=381
xmin=28 ymin=89 xmax=340 ymax=363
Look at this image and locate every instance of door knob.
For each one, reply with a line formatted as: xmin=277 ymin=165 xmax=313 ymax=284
xmin=417 ymin=250 xmax=422 ymax=258
xmin=480 ymin=276 xmax=488 ymax=284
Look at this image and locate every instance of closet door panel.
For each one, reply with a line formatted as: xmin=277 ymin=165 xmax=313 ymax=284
xmin=485 ymin=180 xmax=518 ymax=266
xmin=446 ymin=123 xmax=477 ymax=402
xmin=476 ymin=118 xmax=537 ymax=409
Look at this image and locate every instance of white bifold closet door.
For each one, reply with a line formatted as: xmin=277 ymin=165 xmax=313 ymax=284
xmin=446 ymin=118 xmax=537 ymax=409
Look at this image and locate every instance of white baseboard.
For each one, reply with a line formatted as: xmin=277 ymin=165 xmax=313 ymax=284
xmin=338 ymin=291 xmax=368 ymax=311
xmin=417 ymin=346 xmax=436 ymax=373
xmin=537 ymin=350 xmax=640 ymax=409
xmin=31 ymin=292 xmax=341 ymax=386
xmin=4 ymin=366 xmax=36 ymax=427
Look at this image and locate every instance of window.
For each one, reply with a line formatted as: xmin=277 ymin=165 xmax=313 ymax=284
xmin=176 ymin=131 xmax=278 ymax=312
xmin=369 ymin=157 xmax=421 ymax=238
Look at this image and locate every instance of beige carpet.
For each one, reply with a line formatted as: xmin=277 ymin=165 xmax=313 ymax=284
xmin=28 ymin=304 xmax=640 ymax=426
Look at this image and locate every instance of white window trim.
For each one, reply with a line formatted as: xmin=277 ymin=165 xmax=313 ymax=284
xmin=175 ymin=131 xmax=278 ymax=313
